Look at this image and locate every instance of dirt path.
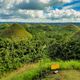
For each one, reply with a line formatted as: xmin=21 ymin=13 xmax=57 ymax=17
xmin=0 ymin=63 xmax=38 ymax=80
xmin=42 ymin=70 xmax=80 ymax=80
xmin=1 ymin=62 xmax=80 ymax=80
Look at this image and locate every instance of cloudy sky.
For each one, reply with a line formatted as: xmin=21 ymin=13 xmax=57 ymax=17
xmin=0 ymin=0 xmax=80 ymax=22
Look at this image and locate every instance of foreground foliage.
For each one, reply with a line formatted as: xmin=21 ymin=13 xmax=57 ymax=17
xmin=0 ymin=23 xmax=80 ymax=78
xmin=1 ymin=59 xmax=80 ymax=80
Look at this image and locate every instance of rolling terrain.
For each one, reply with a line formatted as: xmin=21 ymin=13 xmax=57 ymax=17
xmin=0 ymin=23 xmax=80 ymax=80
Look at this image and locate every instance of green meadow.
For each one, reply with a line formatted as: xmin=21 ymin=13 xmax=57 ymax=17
xmin=0 ymin=23 xmax=80 ymax=80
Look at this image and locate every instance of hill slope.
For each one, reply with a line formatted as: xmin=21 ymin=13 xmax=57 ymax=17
xmin=63 ymin=24 xmax=80 ymax=31
xmin=0 ymin=24 xmax=32 ymax=41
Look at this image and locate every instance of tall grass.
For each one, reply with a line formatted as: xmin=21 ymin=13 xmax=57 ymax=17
xmin=10 ymin=59 xmax=51 ymax=80
xmin=59 ymin=60 xmax=80 ymax=70
xmin=3 ymin=59 xmax=80 ymax=80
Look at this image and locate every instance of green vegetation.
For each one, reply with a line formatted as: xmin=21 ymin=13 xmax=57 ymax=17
xmin=1 ymin=59 xmax=80 ymax=80
xmin=63 ymin=24 xmax=80 ymax=31
xmin=0 ymin=23 xmax=80 ymax=80
xmin=0 ymin=24 xmax=32 ymax=41
xmin=43 ymin=70 xmax=80 ymax=80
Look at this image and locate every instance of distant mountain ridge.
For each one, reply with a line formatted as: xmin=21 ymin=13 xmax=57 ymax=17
xmin=0 ymin=22 xmax=80 ymax=26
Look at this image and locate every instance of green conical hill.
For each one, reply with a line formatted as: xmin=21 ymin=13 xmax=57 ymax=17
xmin=63 ymin=24 xmax=80 ymax=31
xmin=1 ymin=24 xmax=32 ymax=41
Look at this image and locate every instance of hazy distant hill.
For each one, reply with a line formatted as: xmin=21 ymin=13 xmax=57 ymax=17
xmin=63 ymin=24 xmax=80 ymax=31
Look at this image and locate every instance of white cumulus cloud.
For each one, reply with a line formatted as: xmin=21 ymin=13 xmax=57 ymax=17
xmin=0 ymin=0 xmax=80 ymax=22
xmin=46 ymin=9 xmax=80 ymax=20
xmin=59 ymin=0 xmax=72 ymax=3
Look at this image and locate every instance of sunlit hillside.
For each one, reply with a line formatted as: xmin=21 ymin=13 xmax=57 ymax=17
xmin=0 ymin=24 xmax=32 ymax=41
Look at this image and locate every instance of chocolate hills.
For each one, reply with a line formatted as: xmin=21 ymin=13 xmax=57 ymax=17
xmin=63 ymin=24 xmax=80 ymax=31
xmin=0 ymin=24 xmax=32 ymax=41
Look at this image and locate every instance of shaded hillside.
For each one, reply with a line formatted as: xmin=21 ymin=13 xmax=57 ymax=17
xmin=0 ymin=24 xmax=32 ymax=41
xmin=63 ymin=24 xmax=80 ymax=31
xmin=0 ymin=24 xmax=11 ymax=29
xmin=72 ymin=30 xmax=80 ymax=40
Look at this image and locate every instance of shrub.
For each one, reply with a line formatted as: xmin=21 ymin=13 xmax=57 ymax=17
xmin=48 ymin=38 xmax=80 ymax=60
xmin=0 ymin=38 xmax=47 ymax=76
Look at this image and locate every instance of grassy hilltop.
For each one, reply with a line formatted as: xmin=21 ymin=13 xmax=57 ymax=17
xmin=0 ymin=24 xmax=32 ymax=41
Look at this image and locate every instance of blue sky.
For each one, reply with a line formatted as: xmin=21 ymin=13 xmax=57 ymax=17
xmin=53 ymin=0 xmax=80 ymax=10
xmin=0 ymin=0 xmax=80 ymax=22
xmin=62 ymin=0 xmax=80 ymax=10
